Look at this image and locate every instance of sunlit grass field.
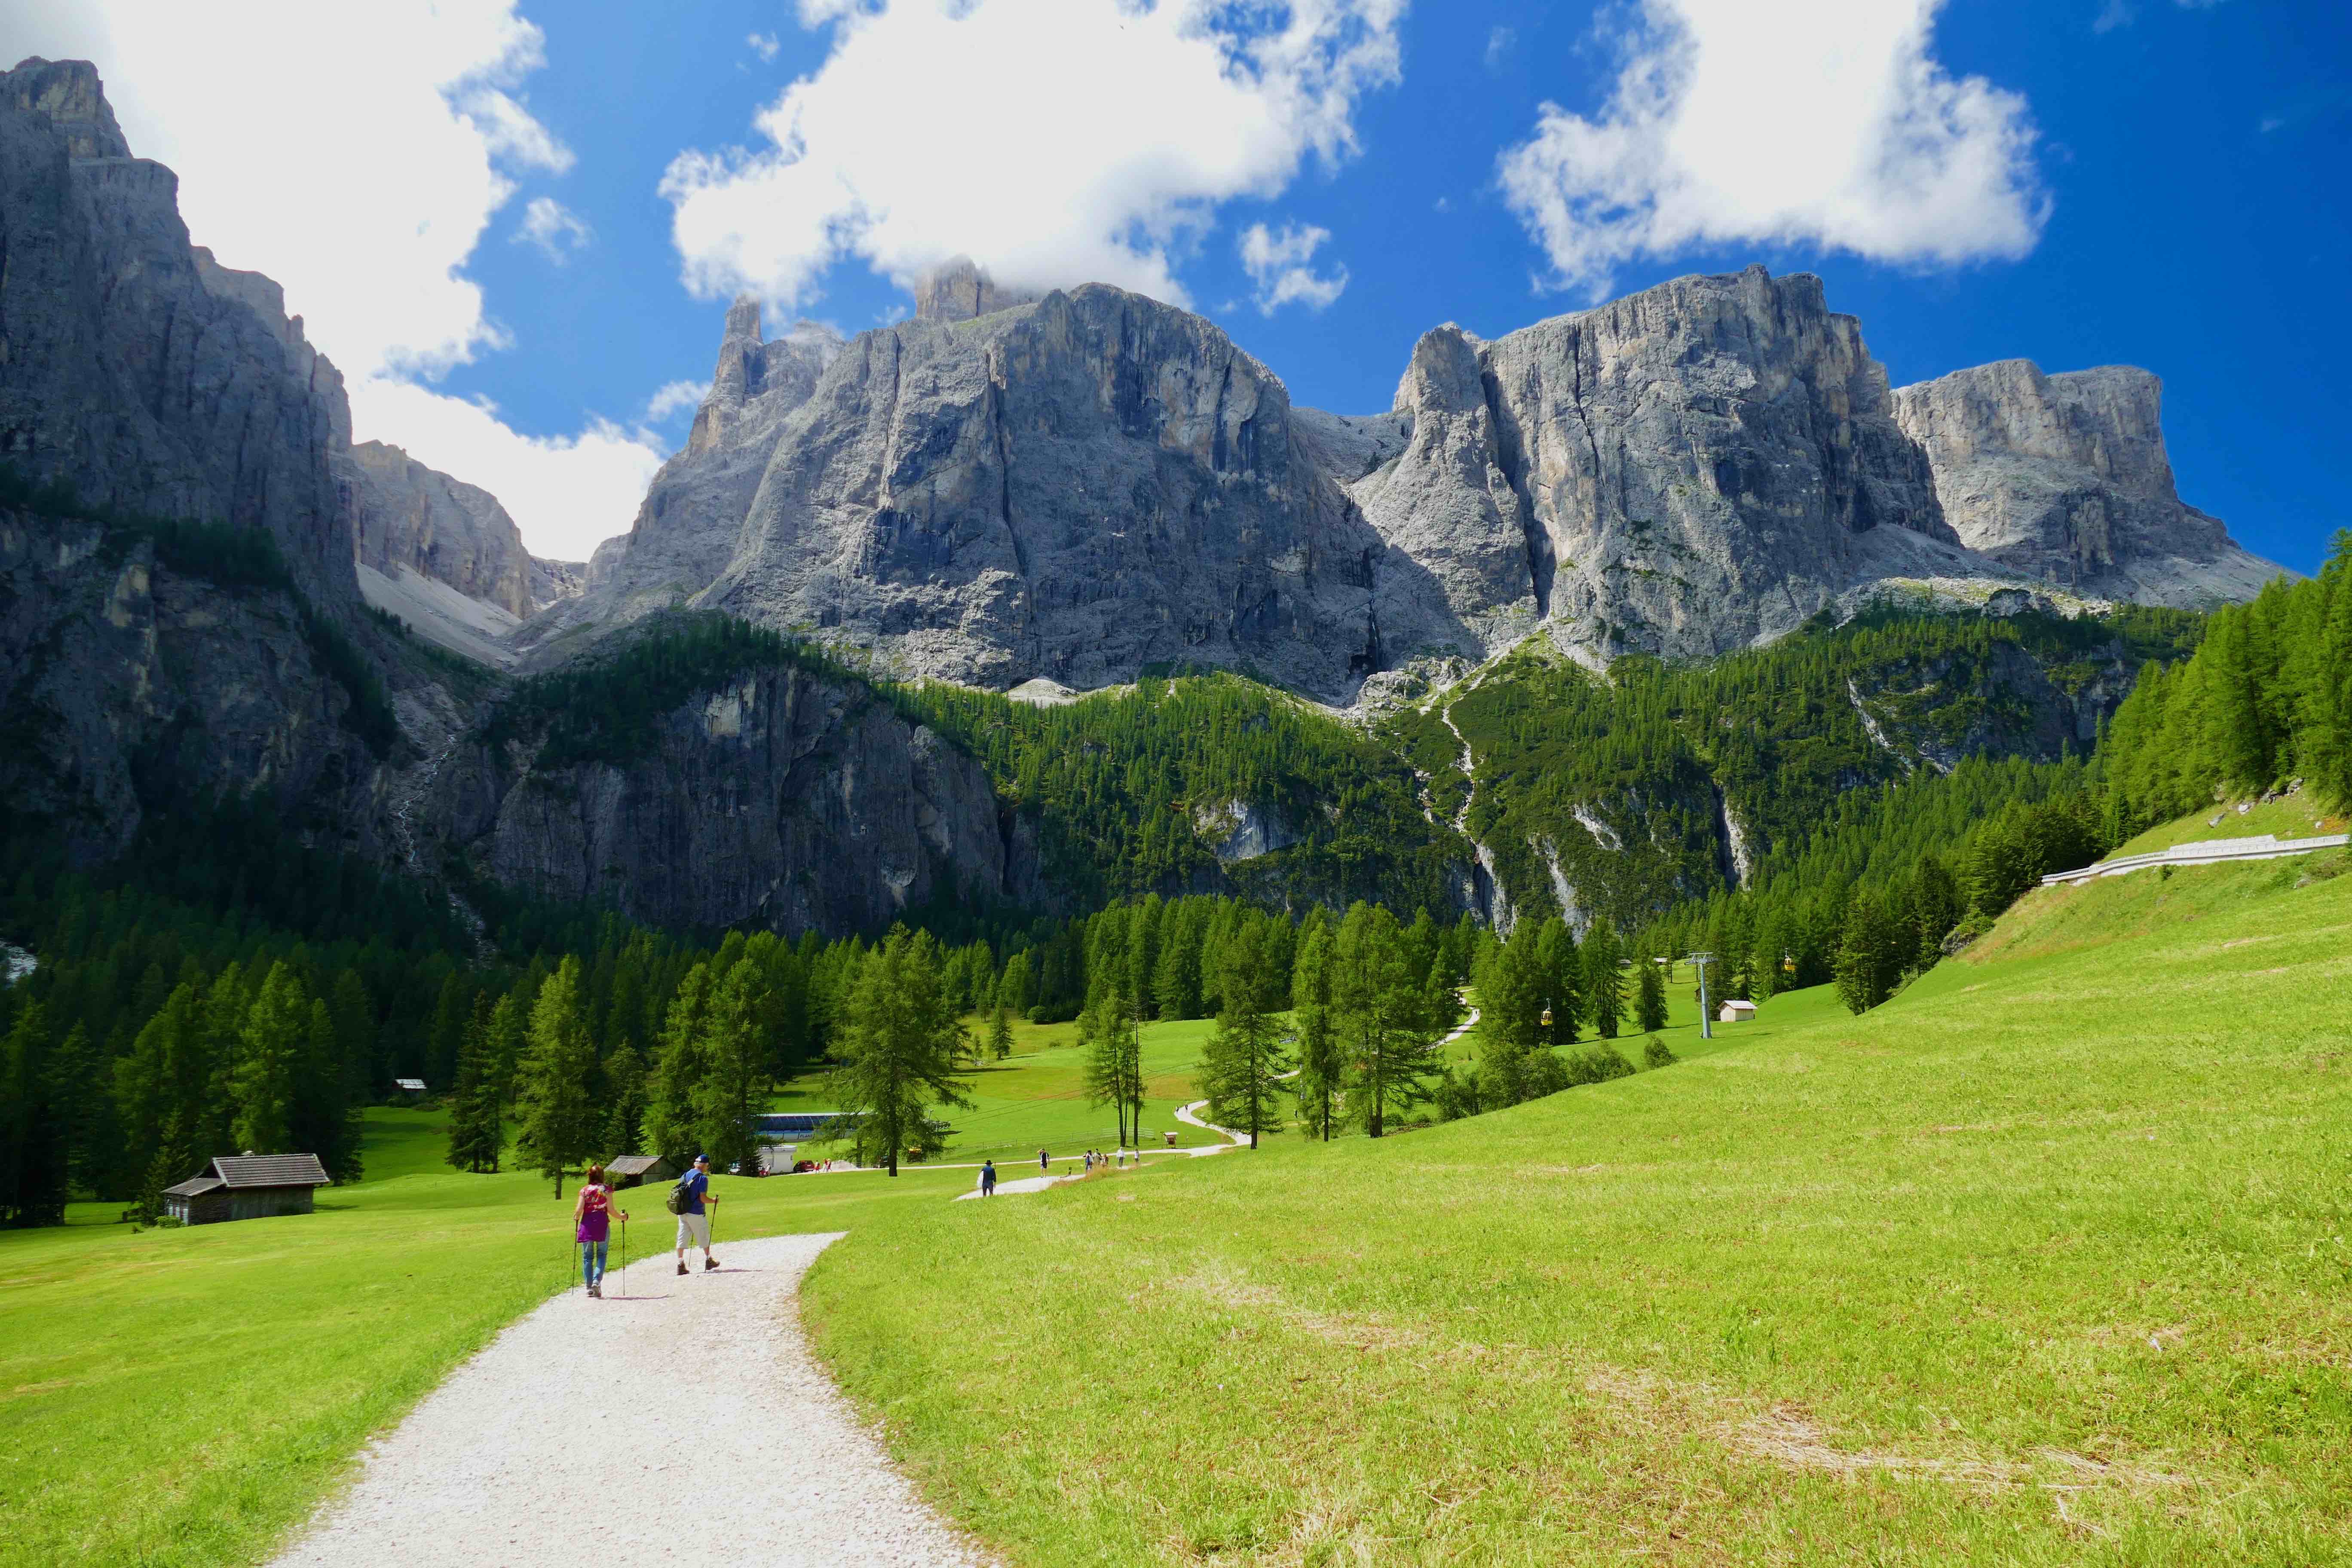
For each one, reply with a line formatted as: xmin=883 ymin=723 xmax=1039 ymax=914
xmin=806 ymin=858 xmax=2352 ymax=1565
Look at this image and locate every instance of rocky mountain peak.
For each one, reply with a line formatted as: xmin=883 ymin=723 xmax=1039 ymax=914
xmin=688 ymin=297 xmax=842 ymax=459
xmin=5 ymin=57 xmax=130 ymax=159
xmin=1890 ymin=358 xmax=2272 ymax=603
xmin=913 ymin=256 xmax=1041 ymax=323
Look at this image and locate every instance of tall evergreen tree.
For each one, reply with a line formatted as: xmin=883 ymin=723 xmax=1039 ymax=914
xmin=696 ymin=957 xmax=770 ymax=1173
xmin=646 ymin=962 xmax=714 ymax=1162
xmin=1582 ymin=918 xmax=1625 ymax=1038
xmin=1634 ymin=958 xmax=1669 ymax=1034
xmin=515 ymin=956 xmax=598 ymax=1196
xmin=1290 ymin=920 xmax=1342 ymax=1141
xmin=1 ymin=1002 xmax=67 ymax=1227
xmin=1835 ymin=891 xmax=1902 ymax=1015
xmin=823 ymin=928 xmax=972 ymax=1176
xmin=445 ymin=995 xmax=502 ymax=1173
xmin=987 ymin=1004 xmax=1014 ymax=1062
xmin=1533 ymin=917 xmax=1582 ymax=1044
xmin=232 ymin=962 xmax=304 ymax=1154
xmin=602 ymin=1043 xmax=648 ymax=1157
xmin=1196 ymin=917 xmax=1290 ymax=1148
xmin=1331 ymin=903 xmax=1442 ymax=1137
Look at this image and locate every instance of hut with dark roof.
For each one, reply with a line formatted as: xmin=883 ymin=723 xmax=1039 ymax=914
xmin=161 ymin=1154 xmax=331 ymax=1225
xmin=605 ymin=1155 xmax=675 ymax=1190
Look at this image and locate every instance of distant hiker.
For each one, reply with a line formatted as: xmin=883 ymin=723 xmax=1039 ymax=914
xmin=1038 ymin=1147 xmax=1049 ymax=1175
xmin=1083 ymin=1150 xmax=1094 ymax=1173
xmin=574 ymin=1163 xmax=626 ymax=1298
xmin=980 ymin=1160 xmax=997 ymax=1197
xmin=671 ymin=1154 xmax=719 ymax=1274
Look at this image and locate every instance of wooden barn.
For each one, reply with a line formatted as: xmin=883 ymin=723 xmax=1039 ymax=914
xmin=605 ymin=1155 xmax=676 ymax=1190
xmin=161 ymin=1154 xmax=331 ymax=1225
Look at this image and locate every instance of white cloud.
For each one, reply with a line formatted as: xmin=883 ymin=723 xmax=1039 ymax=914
xmin=645 ymin=380 xmax=713 ymax=423
xmin=1485 ymin=25 xmax=1516 ymax=71
xmin=514 ymin=196 xmax=593 ymax=263
xmin=0 ymin=0 xmax=668 ymax=557
xmin=2093 ymin=0 xmax=2135 ymax=32
xmin=661 ymin=0 xmax=1404 ymax=311
xmin=747 ymin=31 xmax=782 ymax=61
xmin=354 ymin=380 xmax=666 ymax=563
xmin=1238 ymin=222 xmax=1349 ymax=313
xmin=1497 ymin=0 xmax=2048 ymax=299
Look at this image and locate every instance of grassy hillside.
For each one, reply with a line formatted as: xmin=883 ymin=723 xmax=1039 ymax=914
xmin=0 ymin=1018 xmax=1235 ymax=1568
xmin=805 ymin=849 xmax=2352 ymax=1564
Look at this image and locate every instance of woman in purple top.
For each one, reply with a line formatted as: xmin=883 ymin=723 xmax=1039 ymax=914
xmin=573 ymin=1162 xmax=628 ymax=1298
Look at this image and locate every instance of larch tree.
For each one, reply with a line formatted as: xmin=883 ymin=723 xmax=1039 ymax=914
xmin=1634 ymin=959 xmax=1669 ymax=1034
xmin=1196 ymin=916 xmax=1291 ymax=1148
xmin=987 ymin=1004 xmax=1015 ymax=1062
xmin=1583 ymin=917 xmax=1625 ymax=1038
xmin=695 ymin=957 xmax=770 ymax=1174
xmin=1290 ymin=919 xmax=1342 ymax=1141
xmin=1332 ymin=903 xmax=1442 ymax=1138
xmin=823 ymin=928 xmax=971 ymax=1176
xmin=515 ymin=956 xmax=599 ymax=1197
xmin=444 ymin=994 xmax=502 ymax=1173
xmin=231 ymin=962 xmax=304 ymax=1155
xmin=646 ymin=962 xmax=714 ymax=1163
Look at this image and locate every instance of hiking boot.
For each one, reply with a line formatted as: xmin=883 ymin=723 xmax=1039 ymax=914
xmin=676 ymin=1260 xmax=688 ymax=1276
xmin=588 ymin=1283 xmax=601 ymax=1298
xmin=704 ymin=1256 xmax=720 ymax=1271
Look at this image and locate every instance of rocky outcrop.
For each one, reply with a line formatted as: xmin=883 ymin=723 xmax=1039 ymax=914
xmin=1335 ymin=266 xmax=1957 ymax=665
xmin=913 ymin=257 xmax=1041 ymax=324
xmin=0 ymin=58 xmax=356 ymax=602
xmin=441 ymin=662 xmax=1050 ymax=937
xmin=527 ymin=555 xmax=585 ymax=611
xmin=0 ymin=510 xmax=385 ymax=864
xmin=1890 ymin=360 xmax=2280 ymax=604
xmin=540 ymin=285 xmax=1431 ymax=702
xmin=341 ymin=441 xmax=535 ymax=616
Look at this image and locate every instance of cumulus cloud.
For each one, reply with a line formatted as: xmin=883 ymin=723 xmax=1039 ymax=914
xmin=662 ymin=0 xmax=1404 ymax=311
xmin=1497 ymin=0 xmax=2048 ymax=299
xmin=354 ymin=381 xmax=666 ymax=562
xmin=747 ymin=31 xmax=783 ymax=61
xmin=0 ymin=0 xmax=668 ymax=556
xmin=1238 ymin=222 xmax=1349 ymax=313
xmin=644 ymin=380 xmax=713 ymax=423
xmin=514 ymin=196 xmax=593 ymax=263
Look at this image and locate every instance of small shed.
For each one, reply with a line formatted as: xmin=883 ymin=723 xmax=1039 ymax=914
xmin=606 ymin=1154 xmax=676 ymax=1189
xmin=162 ymin=1154 xmax=331 ymax=1225
xmin=393 ymin=1078 xmax=428 ymax=1105
xmin=1718 ymin=998 xmax=1758 ymax=1024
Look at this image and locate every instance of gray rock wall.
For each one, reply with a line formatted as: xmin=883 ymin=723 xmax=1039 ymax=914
xmin=0 ymin=58 xmax=356 ymax=603
xmin=1340 ymin=266 xmax=1957 ymax=665
xmin=443 ymin=664 xmax=1049 ymax=937
xmin=1890 ymin=359 xmax=2281 ymax=603
xmin=342 ymin=440 xmax=536 ymax=617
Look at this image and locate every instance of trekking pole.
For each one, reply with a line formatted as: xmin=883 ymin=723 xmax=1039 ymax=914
xmin=618 ymin=1214 xmax=628 ymax=1299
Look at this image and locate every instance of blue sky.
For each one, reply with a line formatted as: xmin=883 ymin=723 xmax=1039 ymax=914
xmin=11 ymin=1 xmax=2346 ymax=570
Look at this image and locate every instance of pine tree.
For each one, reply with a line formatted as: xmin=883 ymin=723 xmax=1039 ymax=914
xmin=603 ymin=1043 xmax=647 ymax=1156
xmin=445 ymin=995 xmax=502 ymax=1173
xmin=696 ymin=957 xmax=770 ymax=1174
xmin=1534 ymin=917 xmax=1581 ymax=1044
xmin=1634 ymin=959 xmax=1669 ymax=1033
xmin=1583 ymin=917 xmax=1625 ymax=1038
xmin=987 ymin=1004 xmax=1014 ymax=1062
xmin=646 ymin=962 xmax=714 ymax=1163
xmin=1080 ymin=976 xmax=1142 ymax=1149
xmin=515 ymin=956 xmax=598 ymax=1197
xmin=232 ymin=962 xmax=304 ymax=1155
xmin=1332 ymin=903 xmax=1442 ymax=1137
xmin=1290 ymin=920 xmax=1342 ymax=1141
xmin=1835 ymin=890 xmax=1901 ymax=1015
xmin=823 ymin=928 xmax=972 ymax=1176
xmin=1196 ymin=917 xmax=1291 ymax=1148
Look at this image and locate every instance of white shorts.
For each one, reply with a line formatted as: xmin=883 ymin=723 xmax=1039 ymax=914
xmin=675 ymin=1211 xmax=710 ymax=1249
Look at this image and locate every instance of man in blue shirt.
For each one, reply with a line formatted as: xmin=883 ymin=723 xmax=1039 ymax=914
xmin=673 ymin=1154 xmax=720 ymax=1275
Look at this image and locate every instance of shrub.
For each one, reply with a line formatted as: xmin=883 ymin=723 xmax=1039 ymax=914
xmin=1562 ymin=1044 xmax=1634 ymax=1087
xmin=1642 ymin=1035 xmax=1676 ymax=1069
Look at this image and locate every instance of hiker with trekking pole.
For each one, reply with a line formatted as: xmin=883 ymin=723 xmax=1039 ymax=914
xmin=670 ymin=1153 xmax=720 ymax=1274
xmin=573 ymin=1164 xmax=628 ymax=1299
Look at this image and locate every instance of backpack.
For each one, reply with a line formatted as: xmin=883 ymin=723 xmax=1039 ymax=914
xmin=664 ymin=1175 xmax=692 ymax=1216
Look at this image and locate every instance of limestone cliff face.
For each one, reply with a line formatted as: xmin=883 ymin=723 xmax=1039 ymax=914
xmin=341 ymin=441 xmax=536 ymax=616
xmin=0 ymin=511 xmax=385 ymax=864
xmin=0 ymin=58 xmax=356 ymax=603
xmin=1340 ymin=266 xmax=1955 ymax=665
xmin=546 ymin=284 xmax=1425 ymax=702
xmin=1890 ymin=360 xmax=2280 ymax=603
xmin=441 ymin=663 xmax=1050 ymax=937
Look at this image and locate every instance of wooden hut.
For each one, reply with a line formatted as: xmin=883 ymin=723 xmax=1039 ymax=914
xmin=1718 ymin=998 xmax=1758 ymax=1024
xmin=161 ymin=1154 xmax=331 ymax=1225
xmin=606 ymin=1155 xmax=676 ymax=1190
xmin=393 ymin=1078 xmax=428 ymax=1105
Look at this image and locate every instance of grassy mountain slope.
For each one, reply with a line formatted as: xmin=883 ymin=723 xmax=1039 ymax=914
xmin=804 ymin=846 xmax=2352 ymax=1564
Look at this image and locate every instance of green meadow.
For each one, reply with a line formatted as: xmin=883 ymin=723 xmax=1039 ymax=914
xmin=806 ymin=854 xmax=2352 ymax=1564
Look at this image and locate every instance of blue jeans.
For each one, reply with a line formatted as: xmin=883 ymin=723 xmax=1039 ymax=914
xmin=580 ymin=1238 xmax=607 ymax=1289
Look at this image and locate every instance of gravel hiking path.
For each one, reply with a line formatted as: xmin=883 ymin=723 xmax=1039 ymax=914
xmin=268 ymin=1232 xmax=992 ymax=1568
